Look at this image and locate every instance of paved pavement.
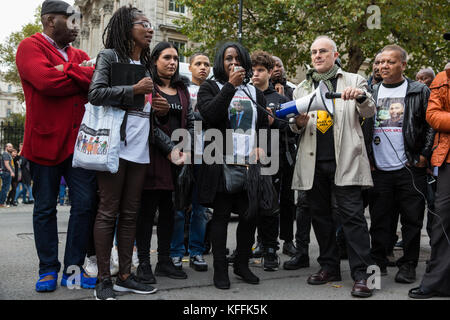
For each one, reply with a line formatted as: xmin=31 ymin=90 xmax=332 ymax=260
xmin=0 ymin=202 xmax=447 ymax=301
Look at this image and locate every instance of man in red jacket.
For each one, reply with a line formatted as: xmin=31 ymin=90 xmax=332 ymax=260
xmin=16 ymin=0 xmax=97 ymax=292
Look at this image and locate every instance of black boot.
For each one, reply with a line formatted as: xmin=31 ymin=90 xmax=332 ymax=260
xmin=283 ymin=253 xmax=309 ymax=270
xmin=213 ymin=259 xmax=230 ymax=289
xmin=155 ymin=256 xmax=187 ymax=279
xmin=227 ymin=249 xmax=237 ymax=265
xmin=282 ymin=241 xmax=297 ymax=257
xmin=233 ymin=255 xmax=259 ymax=285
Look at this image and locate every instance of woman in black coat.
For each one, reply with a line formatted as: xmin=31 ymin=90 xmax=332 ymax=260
xmin=196 ymin=41 xmax=269 ymax=289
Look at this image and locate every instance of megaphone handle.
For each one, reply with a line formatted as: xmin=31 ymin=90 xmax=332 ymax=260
xmin=305 ymin=95 xmax=316 ymax=114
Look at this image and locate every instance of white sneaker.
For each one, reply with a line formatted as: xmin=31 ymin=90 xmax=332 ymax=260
xmin=171 ymin=256 xmax=183 ymax=270
xmin=110 ymin=246 xmax=119 ymax=276
xmin=85 ymin=255 xmax=98 ymax=277
xmin=132 ymin=248 xmax=139 ymax=268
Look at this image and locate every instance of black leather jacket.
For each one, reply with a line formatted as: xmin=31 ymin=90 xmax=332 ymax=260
xmin=367 ymin=78 xmax=434 ymax=167
xmin=88 ymin=49 xmax=175 ymax=156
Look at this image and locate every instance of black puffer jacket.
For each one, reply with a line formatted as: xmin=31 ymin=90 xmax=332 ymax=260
xmin=367 ymin=78 xmax=434 ymax=167
xmin=88 ymin=48 xmax=175 ymax=157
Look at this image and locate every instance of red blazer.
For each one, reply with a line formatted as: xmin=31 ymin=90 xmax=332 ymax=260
xmin=16 ymin=33 xmax=94 ymax=166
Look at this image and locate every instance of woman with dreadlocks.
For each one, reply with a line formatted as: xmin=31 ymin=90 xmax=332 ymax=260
xmin=88 ymin=5 xmax=173 ymax=300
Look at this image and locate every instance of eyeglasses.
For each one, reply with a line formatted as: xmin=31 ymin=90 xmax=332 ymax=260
xmin=133 ymin=21 xmax=152 ymax=29
xmin=311 ymin=49 xmax=331 ymax=56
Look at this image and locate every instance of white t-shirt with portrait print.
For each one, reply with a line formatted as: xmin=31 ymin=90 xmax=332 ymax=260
xmin=118 ymin=60 xmax=151 ymax=164
xmin=372 ymin=80 xmax=408 ymax=171
xmin=215 ymin=81 xmax=257 ymax=164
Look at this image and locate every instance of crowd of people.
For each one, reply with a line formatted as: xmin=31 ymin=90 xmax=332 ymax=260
xmin=0 ymin=142 xmax=35 ymax=207
xmin=12 ymin=0 xmax=450 ymax=300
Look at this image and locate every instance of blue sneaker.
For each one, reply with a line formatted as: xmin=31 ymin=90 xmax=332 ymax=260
xmin=35 ymin=272 xmax=58 ymax=292
xmin=61 ymin=271 xmax=97 ymax=289
xmin=81 ymin=271 xmax=97 ymax=289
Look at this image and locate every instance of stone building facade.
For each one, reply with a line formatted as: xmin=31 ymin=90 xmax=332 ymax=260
xmin=73 ymin=0 xmax=193 ymax=62
xmin=0 ymin=78 xmax=24 ymax=120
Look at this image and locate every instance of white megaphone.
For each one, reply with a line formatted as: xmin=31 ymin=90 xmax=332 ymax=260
xmin=275 ymin=80 xmax=334 ymax=119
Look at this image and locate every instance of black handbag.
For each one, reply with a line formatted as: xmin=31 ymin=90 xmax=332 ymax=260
xmin=174 ymin=164 xmax=195 ymax=210
xmin=222 ymin=162 xmax=248 ymax=194
xmin=246 ymin=163 xmax=279 ymax=220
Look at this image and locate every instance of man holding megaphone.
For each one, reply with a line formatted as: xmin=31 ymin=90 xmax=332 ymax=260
xmin=289 ymin=36 xmax=377 ymax=298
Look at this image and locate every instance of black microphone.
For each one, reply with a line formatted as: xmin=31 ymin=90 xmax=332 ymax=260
xmin=325 ymin=92 xmax=367 ymax=100
xmin=325 ymin=92 xmax=341 ymax=99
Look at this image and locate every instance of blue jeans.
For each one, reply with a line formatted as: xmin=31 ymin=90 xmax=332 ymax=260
xmin=30 ymin=156 xmax=97 ymax=276
xmin=15 ymin=182 xmax=34 ymax=202
xmin=59 ymin=184 xmax=66 ymax=205
xmin=170 ymin=185 xmax=207 ymax=257
xmin=0 ymin=172 xmax=12 ymax=204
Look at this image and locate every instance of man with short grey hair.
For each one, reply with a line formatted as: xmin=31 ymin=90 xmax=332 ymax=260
xmin=290 ymin=35 xmax=376 ymax=297
xmin=416 ymin=68 xmax=435 ymax=88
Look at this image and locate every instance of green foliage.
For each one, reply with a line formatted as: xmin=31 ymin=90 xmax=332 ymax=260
xmin=1 ymin=113 xmax=25 ymax=149
xmin=175 ymin=0 xmax=449 ymax=79
xmin=4 ymin=112 xmax=25 ymax=128
xmin=0 ymin=7 xmax=42 ymax=102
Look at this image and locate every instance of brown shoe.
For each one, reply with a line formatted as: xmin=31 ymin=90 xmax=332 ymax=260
xmin=307 ymin=269 xmax=341 ymax=285
xmin=351 ymin=279 xmax=373 ymax=298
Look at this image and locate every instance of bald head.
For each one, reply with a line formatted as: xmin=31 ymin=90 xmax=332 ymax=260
xmin=310 ymin=36 xmax=337 ymax=53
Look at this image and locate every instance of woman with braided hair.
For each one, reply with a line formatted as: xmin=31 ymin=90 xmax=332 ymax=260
xmin=88 ymin=5 xmax=173 ymax=300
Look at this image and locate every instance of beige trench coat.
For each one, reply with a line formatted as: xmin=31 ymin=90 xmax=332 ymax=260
xmin=290 ymin=69 xmax=375 ymax=190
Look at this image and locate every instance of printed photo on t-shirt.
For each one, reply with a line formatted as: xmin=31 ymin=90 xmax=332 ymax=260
xmin=229 ymin=99 xmax=253 ymax=133
xmin=376 ymin=97 xmax=405 ymax=128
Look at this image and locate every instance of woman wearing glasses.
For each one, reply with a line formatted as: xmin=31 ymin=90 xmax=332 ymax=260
xmin=88 ymin=5 xmax=173 ymax=300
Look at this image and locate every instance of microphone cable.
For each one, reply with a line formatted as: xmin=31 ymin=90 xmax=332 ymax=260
xmin=376 ymin=122 xmax=450 ymax=246
xmin=242 ymin=83 xmax=381 ymax=269
xmin=240 ymin=84 xmax=291 ymax=124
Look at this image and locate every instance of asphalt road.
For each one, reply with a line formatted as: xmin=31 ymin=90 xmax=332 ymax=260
xmin=0 ymin=203 xmax=446 ymax=302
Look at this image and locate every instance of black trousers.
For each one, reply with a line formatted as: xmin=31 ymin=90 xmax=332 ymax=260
xmin=211 ymin=191 xmax=256 ymax=262
xmin=425 ymin=174 xmax=437 ymax=242
xmin=136 ymin=190 xmax=174 ymax=263
xmin=369 ymin=167 xmax=426 ymax=268
xmin=7 ymin=179 xmax=18 ymax=204
xmin=420 ymin=162 xmax=450 ymax=295
xmin=294 ymin=191 xmax=311 ymax=255
xmin=306 ymin=160 xmax=373 ymax=280
xmin=294 ymin=190 xmax=344 ymax=256
xmin=256 ymin=214 xmax=280 ymax=250
xmin=273 ymin=158 xmax=296 ymax=242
